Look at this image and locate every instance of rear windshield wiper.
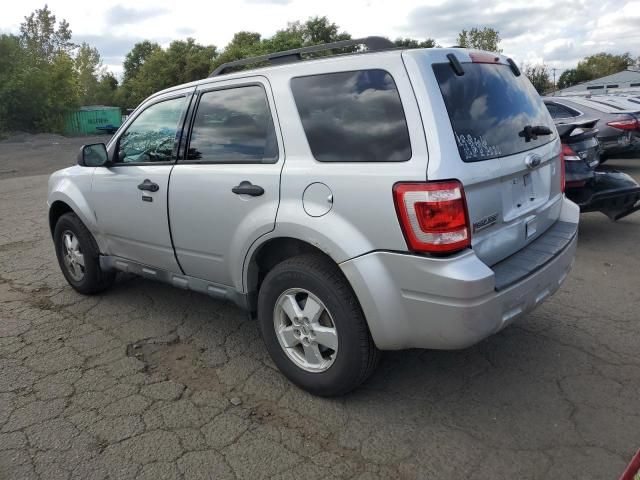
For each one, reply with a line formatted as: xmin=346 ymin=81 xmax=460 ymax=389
xmin=519 ymin=125 xmax=552 ymax=142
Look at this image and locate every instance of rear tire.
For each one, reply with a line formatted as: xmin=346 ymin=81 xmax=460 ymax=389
xmin=257 ymin=253 xmax=380 ymax=396
xmin=53 ymin=212 xmax=115 ymax=294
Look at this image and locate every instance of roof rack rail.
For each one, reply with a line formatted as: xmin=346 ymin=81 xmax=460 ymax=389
xmin=209 ymin=36 xmax=395 ymax=77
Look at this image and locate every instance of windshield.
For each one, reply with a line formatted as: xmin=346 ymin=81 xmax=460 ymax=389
xmin=433 ymin=62 xmax=556 ymax=162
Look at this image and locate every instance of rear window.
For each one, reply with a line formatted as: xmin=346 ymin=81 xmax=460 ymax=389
xmin=433 ymin=63 xmax=556 ymax=162
xmin=545 ymin=102 xmax=580 ymax=119
xmin=290 ymin=69 xmax=411 ymax=162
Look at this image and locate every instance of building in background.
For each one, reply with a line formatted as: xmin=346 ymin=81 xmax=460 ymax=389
xmin=551 ymin=69 xmax=640 ymax=96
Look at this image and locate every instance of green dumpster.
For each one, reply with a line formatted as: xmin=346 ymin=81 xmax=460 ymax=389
xmin=64 ymin=106 xmax=122 ymax=135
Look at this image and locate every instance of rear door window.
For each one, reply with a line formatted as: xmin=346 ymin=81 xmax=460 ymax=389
xmin=186 ymin=85 xmax=278 ymax=163
xmin=433 ymin=63 xmax=556 ymax=162
xmin=291 ymin=69 xmax=411 ymax=162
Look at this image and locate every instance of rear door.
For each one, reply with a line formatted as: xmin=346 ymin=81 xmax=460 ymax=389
xmin=406 ymin=51 xmax=562 ymax=266
xmin=168 ymin=76 xmax=283 ymax=288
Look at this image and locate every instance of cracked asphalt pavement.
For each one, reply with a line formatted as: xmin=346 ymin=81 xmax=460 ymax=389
xmin=1 ymin=134 xmax=639 ymax=479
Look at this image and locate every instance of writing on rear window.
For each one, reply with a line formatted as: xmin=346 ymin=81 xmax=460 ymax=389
xmin=455 ymin=133 xmax=502 ymax=160
xmin=433 ymin=62 xmax=555 ymax=162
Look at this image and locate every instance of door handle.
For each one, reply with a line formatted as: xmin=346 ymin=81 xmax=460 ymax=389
xmin=138 ymin=179 xmax=159 ymax=192
xmin=232 ymin=181 xmax=264 ymax=197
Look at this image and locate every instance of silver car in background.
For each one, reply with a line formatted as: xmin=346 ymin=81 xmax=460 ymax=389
xmin=48 ymin=39 xmax=579 ymax=395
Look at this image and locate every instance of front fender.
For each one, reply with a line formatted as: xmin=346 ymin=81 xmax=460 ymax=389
xmin=48 ymin=167 xmax=99 ymax=243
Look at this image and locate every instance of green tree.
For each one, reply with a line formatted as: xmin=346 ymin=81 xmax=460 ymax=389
xmin=164 ymin=38 xmax=217 ymax=83
xmin=75 ymin=42 xmax=103 ymax=104
xmin=457 ymin=27 xmax=502 ymax=53
xmin=122 ymin=40 xmax=161 ymax=83
xmin=19 ymin=4 xmax=74 ymax=61
xmin=393 ymin=37 xmax=438 ymax=48
xmin=557 ymin=52 xmax=634 ymax=89
xmin=523 ymin=64 xmax=551 ymax=94
xmin=0 ymin=34 xmax=26 ymax=132
xmin=576 ymin=52 xmax=633 ymax=79
xmin=212 ymin=16 xmax=352 ymax=74
xmin=1 ymin=7 xmax=79 ymax=133
xmin=94 ymin=72 xmax=119 ymax=106
xmin=120 ymin=39 xmax=216 ymax=108
xmin=557 ymin=69 xmax=585 ymax=89
xmin=38 ymin=52 xmax=80 ymax=130
xmin=265 ymin=22 xmax=305 ymax=52
xmin=303 ymin=16 xmax=350 ymax=45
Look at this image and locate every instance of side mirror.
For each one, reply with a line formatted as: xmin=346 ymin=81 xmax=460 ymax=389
xmin=77 ymin=143 xmax=111 ymax=167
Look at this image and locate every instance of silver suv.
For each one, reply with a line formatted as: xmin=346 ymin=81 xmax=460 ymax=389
xmin=48 ymin=38 xmax=579 ymax=395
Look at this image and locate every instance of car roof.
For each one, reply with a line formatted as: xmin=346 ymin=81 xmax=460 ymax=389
xmin=594 ymin=95 xmax=640 ymax=111
xmin=147 ymin=46 xmax=511 ymax=101
xmin=555 ymin=96 xmax=639 ymax=114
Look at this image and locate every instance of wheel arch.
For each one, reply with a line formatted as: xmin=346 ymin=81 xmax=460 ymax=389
xmin=47 ymin=191 xmax=100 ymax=250
xmin=244 ymin=236 xmax=338 ymax=311
xmin=48 ymin=200 xmax=74 ymax=236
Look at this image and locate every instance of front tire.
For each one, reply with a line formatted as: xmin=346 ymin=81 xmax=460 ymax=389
xmin=257 ymin=254 xmax=380 ymax=396
xmin=53 ymin=212 xmax=115 ymax=294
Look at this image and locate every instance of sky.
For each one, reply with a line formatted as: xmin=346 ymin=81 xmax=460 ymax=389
xmin=1 ymin=0 xmax=638 ymax=78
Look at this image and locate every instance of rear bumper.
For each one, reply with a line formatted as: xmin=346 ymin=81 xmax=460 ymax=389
xmin=567 ymin=168 xmax=640 ymax=220
xmin=340 ymin=197 xmax=579 ymax=350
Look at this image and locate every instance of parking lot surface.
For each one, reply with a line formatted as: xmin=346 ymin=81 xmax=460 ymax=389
xmin=1 ymin=134 xmax=640 ymax=479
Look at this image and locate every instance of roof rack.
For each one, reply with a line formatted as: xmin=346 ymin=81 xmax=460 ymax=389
xmin=209 ymin=36 xmax=395 ymax=77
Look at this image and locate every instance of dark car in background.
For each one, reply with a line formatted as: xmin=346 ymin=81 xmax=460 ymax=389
xmin=551 ymin=115 xmax=640 ymax=221
xmin=544 ymin=96 xmax=640 ymax=160
xmin=557 ymin=119 xmax=600 ymax=188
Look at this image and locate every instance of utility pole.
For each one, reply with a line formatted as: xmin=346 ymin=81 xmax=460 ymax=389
xmin=552 ymin=68 xmax=557 ymax=91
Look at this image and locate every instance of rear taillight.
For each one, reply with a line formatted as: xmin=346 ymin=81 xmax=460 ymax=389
xmin=607 ymin=119 xmax=639 ymax=131
xmin=560 ymin=149 xmax=566 ymax=193
xmin=561 ymin=143 xmax=581 ymax=161
xmin=566 ymin=180 xmax=586 ymax=188
xmin=393 ymin=181 xmax=471 ymax=254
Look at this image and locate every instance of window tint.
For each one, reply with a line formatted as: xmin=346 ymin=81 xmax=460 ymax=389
xmin=290 ymin=70 xmax=411 ymax=162
xmin=587 ymin=85 xmax=604 ymax=90
xmin=117 ymin=97 xmax=188 ymax=164
xmin=545 ymin=102 xmax=575 ymax=119
xmin=545 ymin=102 xmax=581 ymax=119
xmin=187 ymin=85 xmax=277 ymax=163
xmin=433 ymin=63 xmax=556 ymax=162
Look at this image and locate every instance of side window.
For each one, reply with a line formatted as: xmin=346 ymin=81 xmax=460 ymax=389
xmin=186 ymin=85 xmax=278 ymax=163
xmin=116 ymin=96 xmax=188 ymax=164
xmin=546 ymin=103 xmax=574 ymax=119
xmin=290 ymin=69 xmax=411 ymax=162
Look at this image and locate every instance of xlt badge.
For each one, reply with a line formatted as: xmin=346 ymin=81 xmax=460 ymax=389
xmin=473 ymin=213 xmax=498 ymax=233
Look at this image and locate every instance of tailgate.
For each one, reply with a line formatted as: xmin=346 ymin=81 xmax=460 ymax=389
xmin=426 ymin=56 xmax=563 ymax=266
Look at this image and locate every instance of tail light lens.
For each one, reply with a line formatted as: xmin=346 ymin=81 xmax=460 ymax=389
xmin=561 ymin=143 xmax=581 ymax=161
xmin=393 ymin=181 xmax=471 ymax=254
xmin=566 ymin=180 xmax=586 ymax=188
xmin=607 ymin=119 xmax=639 ymax=131
xmin=560 ymin=148 xmax=566 ymax=193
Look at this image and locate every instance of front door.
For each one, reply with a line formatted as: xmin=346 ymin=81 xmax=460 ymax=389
xmin=168 ymin=77 xmax=283 ymax=287
xmin=91 ymin=89 xmax=193 ymax=272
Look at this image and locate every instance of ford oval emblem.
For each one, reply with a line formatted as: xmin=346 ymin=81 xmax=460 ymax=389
xmin=525 ymin=153 xmax=542 ymax=169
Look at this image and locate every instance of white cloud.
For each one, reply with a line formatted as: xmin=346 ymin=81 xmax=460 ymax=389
xmin=0 ymin=0 xmax=637 ymax=77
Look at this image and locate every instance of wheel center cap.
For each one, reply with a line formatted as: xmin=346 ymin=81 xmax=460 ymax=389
xmin=301 ymin=325 xmax=309 ymax=335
